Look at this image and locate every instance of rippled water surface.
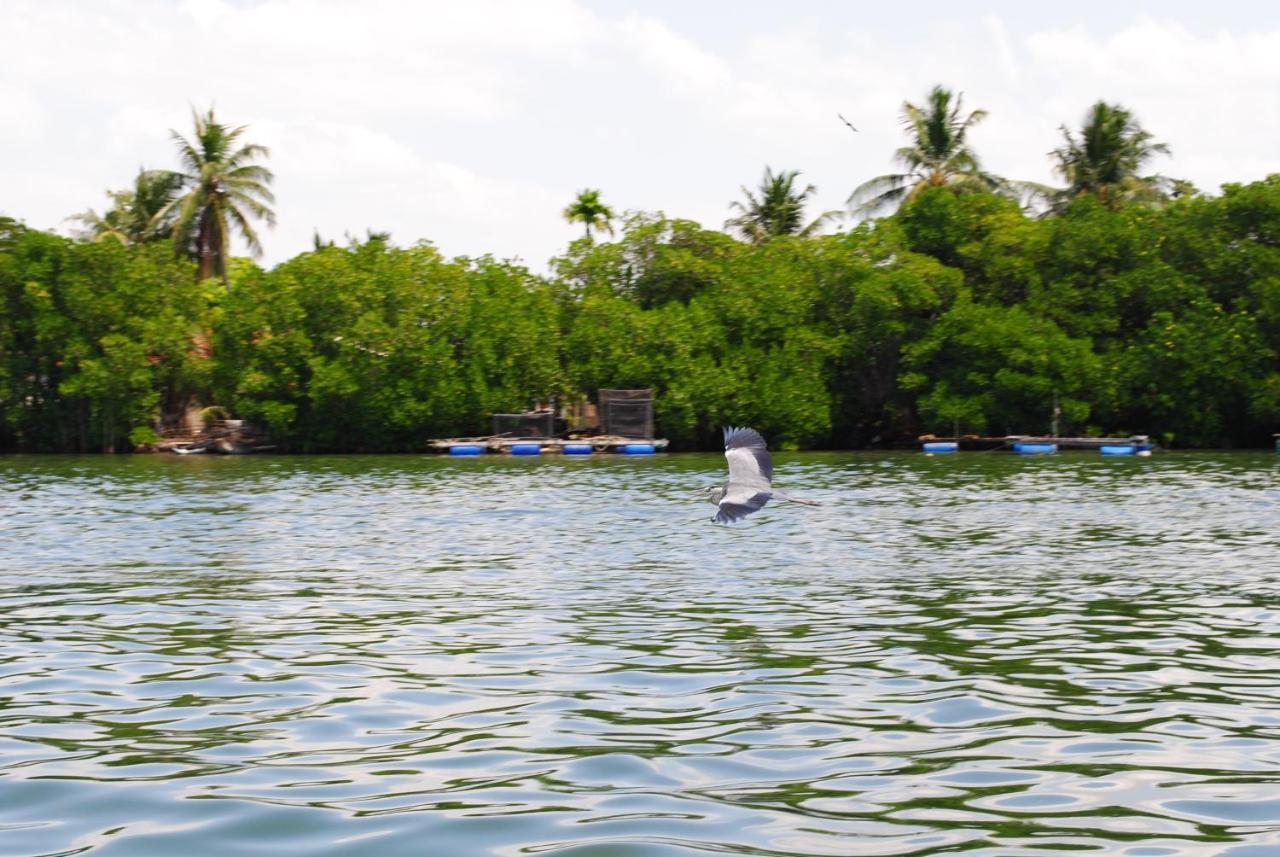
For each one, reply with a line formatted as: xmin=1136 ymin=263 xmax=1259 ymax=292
xmin=3 ymin=451 xmax=1280 ymax=856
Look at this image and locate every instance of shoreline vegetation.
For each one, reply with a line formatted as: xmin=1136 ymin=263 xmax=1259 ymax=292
xmin=2 ymin=90 xmax=1278 ymax=454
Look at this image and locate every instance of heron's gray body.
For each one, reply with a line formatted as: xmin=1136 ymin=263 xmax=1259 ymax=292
xmin=706 ymin=426 xmax=818 ymax=523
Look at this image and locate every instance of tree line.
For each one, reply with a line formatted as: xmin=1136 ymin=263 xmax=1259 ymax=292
xmin=2 ymin=89 xmax=1278 ymax=452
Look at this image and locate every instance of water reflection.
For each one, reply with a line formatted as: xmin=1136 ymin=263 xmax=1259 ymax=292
xmin=1 ymin=452 xmax=1279 ymax=855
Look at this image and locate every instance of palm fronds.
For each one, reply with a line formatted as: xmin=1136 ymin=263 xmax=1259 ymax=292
xmin=1046 ymin=101 xmax=1171 ymax=211
xmin=726 ymin=167 xmax=838 ymax=244
xmin=563 ymin=189 xmax=616 ymax=241
xmin=849 ymin=85 xmax=998 ymax=218
xmin=159 ymin=107 xmax=275 ymax=280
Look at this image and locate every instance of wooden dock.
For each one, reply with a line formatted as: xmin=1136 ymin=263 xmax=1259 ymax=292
xmin=439 ymin=390 xmax=669 ymax=455
xmin=156 ymin=420 xmax=276 ymax=455
xmin=428 ymin=435 xmax=669 ymax=454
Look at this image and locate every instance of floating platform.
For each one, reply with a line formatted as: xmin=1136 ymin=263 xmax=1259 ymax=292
xmin=430 ymin=435 xmax=669 ymax=455
xmin=919 ymin=434 xmax=1153 ymax=453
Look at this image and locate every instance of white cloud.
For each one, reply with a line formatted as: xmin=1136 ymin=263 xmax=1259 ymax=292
xmin=2 ymin=2 xmax=1280 ymax=269
xmin=983 ymin=16 xmax=1020 ymax=83
xmin=618 ymin=14 xmax=732 ymax=94
xmin=0 ymin=83 xmax=44 ymax=143
xmin=255 ymin=121 xmax=422 ymax=180
xmin=1020 ymin=19 xmax=1280 ymax=186
xmin=254 ymin=119 xmax=566 ymax=265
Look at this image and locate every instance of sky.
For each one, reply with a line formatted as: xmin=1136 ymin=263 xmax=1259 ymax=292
xmin=4 ymin=0 xmax=1280 ymax=271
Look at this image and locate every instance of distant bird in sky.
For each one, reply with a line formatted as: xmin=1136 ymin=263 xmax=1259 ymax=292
xmin=704 ymin=426 xmax=821 ymax=523
xmin=838 ymin=113 xmax=859 ymax=133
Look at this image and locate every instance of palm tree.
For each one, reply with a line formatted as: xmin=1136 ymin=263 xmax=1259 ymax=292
xmin=70 ymin=169 xmax=184 ymax=245
xmin=132 ymin=169 xmax=185 ymax=240
xmin=850 ymin=85 xmax=1000 ymax=217
xmin=563 ymin=189 xmax=615 ymax=241
xmin=157 ymin=108 xmax=275 ymax=280
xmin=70 ymin=190 xmax=133 ymax=244
xmin=1049 ymin=101 xmax=1171 ymax=209
xmin=726 ymin=167 xmax=838 ymax=244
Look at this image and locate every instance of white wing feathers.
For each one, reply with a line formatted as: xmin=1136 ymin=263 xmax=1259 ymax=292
xmin=716 ymin=426 xmax=774 ymax=523
xmin=723 ymin=426 xmax=772 ymax=487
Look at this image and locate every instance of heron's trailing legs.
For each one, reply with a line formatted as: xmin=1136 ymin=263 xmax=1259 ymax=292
xmin=772 ymin=489 xmax=820 ymax=506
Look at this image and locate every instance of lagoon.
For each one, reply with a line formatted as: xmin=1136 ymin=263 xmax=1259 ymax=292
xmin=2 ymin=451 xmax=1279 ymax=855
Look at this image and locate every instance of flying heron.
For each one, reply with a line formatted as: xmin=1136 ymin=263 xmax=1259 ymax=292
xmin=703 ymin=426 xmax=820 ymax=523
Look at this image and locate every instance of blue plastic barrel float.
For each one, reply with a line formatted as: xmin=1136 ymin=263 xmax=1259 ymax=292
xmin=448 ymin=444 xmax=484 ymax=456
xmin=1012 ymin=441 xmax=1058 ymax=455
xmin=922 ymin=441 xmax=959 ymax=453
xmin=509 ymin=443 xmax=542 ymax=456
xmin=1100 ymin=444 xmax=1137 ymax=456
xmin=562 ymin=443 xmax=593 ymax=455
xmin=621 ymin=443 xmax=656 ymax=455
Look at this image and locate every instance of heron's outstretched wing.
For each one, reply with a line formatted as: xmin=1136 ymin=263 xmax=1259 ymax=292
xmin=715 ymin=488 xmax=771 ymax=523
xmin=723 ymin=426 xmax=772 ymax=487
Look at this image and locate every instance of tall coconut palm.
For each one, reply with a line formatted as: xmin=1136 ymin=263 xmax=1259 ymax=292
xmin=70 ymin=168 xmax=184 ymax=245
xmin=157 ymin=108 xmax=275 ymax=280
xmin=725 ymin=166 xmax=838 ymax=244
xmin=1049 ymin=101 xmax=1171 ymax=209
xmin=850 ymin=85 xmax=1000 ymax=217
xmin=563 ymin=189 xmax=615 ymax=241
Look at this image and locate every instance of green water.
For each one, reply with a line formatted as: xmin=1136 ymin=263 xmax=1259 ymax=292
xmin=2 ymin=451 xmax=1279 ymax=856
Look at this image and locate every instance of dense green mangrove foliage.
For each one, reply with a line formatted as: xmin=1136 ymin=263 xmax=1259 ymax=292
xmin=3 ymin=176 xmax=1280 ymax=452
xmin=0 ymin=222 xmax=212 ymax=452
xmin=212 ymin=240 xmax=561 ymax=452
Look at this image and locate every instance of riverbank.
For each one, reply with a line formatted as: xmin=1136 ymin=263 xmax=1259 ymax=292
xmin=6 ymin=179 xmax=1280 ymax=455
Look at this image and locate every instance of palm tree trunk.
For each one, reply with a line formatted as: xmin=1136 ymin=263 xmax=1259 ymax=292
xmin=198 ymin=207 xmax=214 ymax=280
